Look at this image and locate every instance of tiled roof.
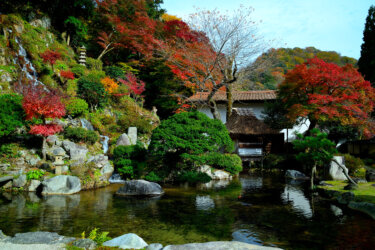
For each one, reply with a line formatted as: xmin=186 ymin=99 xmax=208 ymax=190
xmin=188 ymin=90 xmax=276 ymax=102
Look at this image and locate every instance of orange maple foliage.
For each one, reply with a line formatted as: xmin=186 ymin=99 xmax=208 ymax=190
xmin=100 ymin=77 xmax=119 ymax=94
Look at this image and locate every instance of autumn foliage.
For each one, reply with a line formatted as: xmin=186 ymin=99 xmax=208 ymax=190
xmin=60 ymin=70 xmax=75 ymax=80
xmin=119 ymin=73 xmax=145 ymax=96
xmin=22 ymin=85 xmax=65 ymax=137
xmin=100 ymin=77 xmax=119 ymax=94
xmin=279 ymin=58 xmax=375 ymax=137
xmin=40 ymin=49 xmax=62 ymax=66
xmin=96 ymin=0 xmax=160 ymax=58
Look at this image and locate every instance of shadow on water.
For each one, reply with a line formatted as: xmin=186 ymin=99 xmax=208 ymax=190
xmin=1 ymin=174 xmax=375 ymax=249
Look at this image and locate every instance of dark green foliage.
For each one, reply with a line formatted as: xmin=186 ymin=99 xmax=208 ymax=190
xmin=104 ymin=66 xmax=125 ymax=79
xmin=358 ymin=5 xmax=375 ymax=85
xmin=176 ymin=171 xmax=212 ymax=183
xmin=86 ymin=58 xmax=103 ymax=71
xmin=144 ymin=171 xmax=162 ymax=182
xmin=113 ymin=144 xmax=147 ymax=179
xmin=65 ymin=98 xmax=89 ymax=117
xmin=263 ymin=99 xmax=295 ymax=130
xmin=183 ymin=153 xmax=242 ymax=174
xmin=293 ymin=129 xmax=337 ymax=167
xmin=145 ymin=0 xmax=165 ymax=19
xmin=148 ymin=111 xmax=235 ymax=180
xmin=263 ymin=154 xmax=286 ymax=169
xmin=139 ymin=59 xmax=191 ymax=119
xmin=0 ymin=94 xmax=25 ymax=138
xmin=64 ymin=16 xmax=87 ymax=47
xmin=77 ymin=72 xmax=108 ymax=109
xmin=64 ymin=127 xmax=99 ymax=145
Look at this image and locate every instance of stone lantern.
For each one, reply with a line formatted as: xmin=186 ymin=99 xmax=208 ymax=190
xmin=79 ymin=45 xmax=86 ymax=66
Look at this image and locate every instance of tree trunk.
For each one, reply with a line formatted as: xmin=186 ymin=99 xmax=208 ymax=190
xmin=42 ymin=137 xmax=47 ymax=161
xmin=311 ymin=163 xmax=317 ymax=190
xmin=209 ymin=99 xmax=221 ymax=120
xmin=226 ymin=83 xmax=233 ymax=122
xmin=332 ymin=158 xmax=358 ymax=186
xmin=67 ymin=34 xmax=70 ymax=46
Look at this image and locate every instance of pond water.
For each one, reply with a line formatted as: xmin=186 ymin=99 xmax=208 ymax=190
xmin=1 ymin=174 xmax=375 ymax=249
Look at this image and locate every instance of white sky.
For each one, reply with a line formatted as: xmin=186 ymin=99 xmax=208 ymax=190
xmin=161 ymin=0 xmax=374 ymax=59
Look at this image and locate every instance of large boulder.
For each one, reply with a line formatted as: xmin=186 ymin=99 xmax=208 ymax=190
xmin=163 ymin=241 xmax=281 ymax=250
xmin=28 ymin=180 xmax=41 ymax=192
xmin=13 ymin=174 xmax=27 ymax=188
xmin=116 ymin=180 xmax=164 ymax=196
xmin=100 ymin=164 xmax=114 ymax=181
xmin=198 ymin=165 xmax=232 ymax=180
xmin=80 ymin=118 xmax=95 ymax=131
xmin=329 ymin=156 xmax=348 ymax=180
xmin=366 ymin=169 xmax=375 ymax=182
xmin=116 ymin=133 xmax=131 ymax=146
xmin=4 ymin=231 xmax=75 ymax=244
xmin=103 ymin=233 xmax=148 ymax=249
xmin=285 ymin=170 xmax=308 ymax=180
xmin=47 ymin=135 xmax=62 ymax=147
xmin=42 ymin=175 xmax=81 ymax=195
xmin=70 ymin=145 xmax=88 ymax=162
xmin=87 ymin=154 xmax=110 ymax=169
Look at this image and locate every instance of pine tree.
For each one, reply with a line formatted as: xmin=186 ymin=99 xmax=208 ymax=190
xmin=358 ymin=5 xmax=375 ymax=85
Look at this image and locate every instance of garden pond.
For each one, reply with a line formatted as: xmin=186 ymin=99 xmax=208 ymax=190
xmin=1 ymin=173 xmax=375 ymax=249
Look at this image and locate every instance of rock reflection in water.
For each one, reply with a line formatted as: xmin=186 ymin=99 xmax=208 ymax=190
xmin=195 ymin=195 xmax=215 ymax=211
xmin=281 ymin=184 xmax=313 ymax=219
xmin=197 ymin=179 xmax=231 ymax=189
xmin=240 ymin=177 xmax=263 ymax=191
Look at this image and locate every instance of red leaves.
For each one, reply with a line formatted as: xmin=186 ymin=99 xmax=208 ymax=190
xmin=40 ymin=49 xmax=61 ymax=65
xmin=22 ymin=85 xmax=66 ymax=120
xmin=119 ymin=73 xmax=145 ymax=96
xmin=29 ymin=124 xmax=63 ymax=137
xmin=60 ymin=70 xmax=75 ymax=80
xmin=280 ymin=57 xmax=375 ymax=137
xmin=22 ymin=85 xmax=66 ymax=138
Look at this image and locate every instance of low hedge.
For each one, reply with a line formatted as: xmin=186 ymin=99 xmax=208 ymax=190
xmin=64 ymin=127 xmax=99 ymax=145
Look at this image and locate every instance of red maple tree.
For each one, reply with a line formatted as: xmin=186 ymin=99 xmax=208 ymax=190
xmin=60 ymin=70 xmax=75 ymax=80
xmin=119 ymin=73 xmax=145 ymax=101
xmin=22 ymin=85 xmax=66 ymax=160
xmin=95 ymin=0 xmax=160 ymax=59
xmin=40 ymin=49 xmax=61 ymax=70
xmin=278 ymin=57 xmax=375 ymax=138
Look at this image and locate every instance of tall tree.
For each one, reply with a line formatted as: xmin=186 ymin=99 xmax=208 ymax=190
xmin=161 ymin=7 xmax=264 ymax=120
xmin=274 ymin=58 xmax=375 ymax=138
xmin=358 ymin=5 xmax=375 ymax=85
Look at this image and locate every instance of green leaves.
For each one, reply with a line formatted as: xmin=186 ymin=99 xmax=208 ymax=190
xmin=293 ymin=128 xmax=337 ymax=167
xmin=0 ymin=94 xmax=25 ymax=138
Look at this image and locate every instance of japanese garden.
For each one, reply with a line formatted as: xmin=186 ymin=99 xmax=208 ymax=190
xmin=0 ymin=1 xmax=375 ymax=249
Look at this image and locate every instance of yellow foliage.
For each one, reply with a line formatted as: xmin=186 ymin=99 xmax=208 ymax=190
xmin=161 ymin=13 xmax=182 ymax=22
xmin=100 ymin=77 xmax=119 ymax=94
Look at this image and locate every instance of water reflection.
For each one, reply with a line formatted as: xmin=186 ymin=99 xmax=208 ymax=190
xmin=195 ymin=195 xmax=215 ymax=211
xmin=0 ymin=175 xmax=375 ymax=249
xmin=281 ymin=184 xmax=313 ymax=219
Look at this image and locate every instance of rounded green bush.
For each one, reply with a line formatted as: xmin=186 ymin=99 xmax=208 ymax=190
xmin=64 ymin=127 xmax=99 ymax=144
xmin=66 ymin=98 xmax=89 ymax=117
xmin=0 ymin=94 xmax=25 ymax=138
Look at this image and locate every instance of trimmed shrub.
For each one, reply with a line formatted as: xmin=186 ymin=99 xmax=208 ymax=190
xmin=183 ymin=153 xmax=242 ymax=174
xmin=65 ymin=98 xmax=89 ymax=117
xmin=263 ymin=154 xmax=285 ymax=169
xmin=0 ymin=143 xmax=20 ymax=158
xmin=148 ymin=111 xmax=235 ymax=180
xmin=144 ymin=171 xmax=162 ymax=182
xmin=0 ymin=94 xmax=25 ymax=138
xmin=113 ymin=144 xmax=147 ymax=179
xmin=176 ymin=171 xmax=212 ymax=183
xmin=343 ymin=154 xmax=365 ymax=176
xmin=64 ymin=127 xmax=99 ymax=144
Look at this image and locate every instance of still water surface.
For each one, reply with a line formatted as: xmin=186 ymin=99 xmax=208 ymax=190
xmin=1 ymin=174 xmax=375 ymax=249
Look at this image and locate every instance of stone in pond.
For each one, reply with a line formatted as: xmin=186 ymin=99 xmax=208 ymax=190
xmin=42 ymin=175 xmax=81 ymax=195
xmin=73 ymin=238 xmax=97 ymax=249
xmin=285 ymin=170 xmax=308 ymax=180
xmin=117 ymin=180 xmax=164 ymax=196
xmin=147 ymin=243 xmax=163 ymax=250
xmin=4 ymin=231 xmax=75 ymax=244
xmin=103 ymin=233 xmax=148 ymax=249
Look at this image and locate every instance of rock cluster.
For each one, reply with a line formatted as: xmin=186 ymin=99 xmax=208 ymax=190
xmin=116 ymin=180 xmax=164 ymax=196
